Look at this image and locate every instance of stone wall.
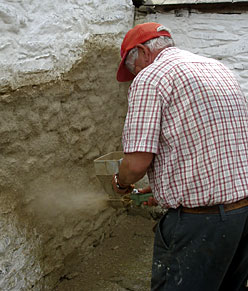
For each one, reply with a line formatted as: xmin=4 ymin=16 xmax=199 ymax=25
xmin=137 ymin=5 xmax=248 ymax=96
xmin=0 ymin=0 xmax=133 ymax=91
xmin=3 ymin=2 xmax=248 ymax=290
xmin=0 ymin=1 xmax=134 ymax=290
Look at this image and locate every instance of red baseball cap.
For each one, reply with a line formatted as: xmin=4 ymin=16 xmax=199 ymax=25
xmin=116 ymin=22 xmax=172 ymax=82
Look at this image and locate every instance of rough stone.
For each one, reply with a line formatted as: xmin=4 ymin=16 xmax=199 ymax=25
xmin=0 ymin=28 xmax=132 ymax=291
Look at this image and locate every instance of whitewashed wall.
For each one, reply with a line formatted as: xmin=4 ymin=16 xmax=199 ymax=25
xmin=142 ymin=8 xmax=248 ymax=96
xmin=0 ymin=0 xmax=133 ymax=92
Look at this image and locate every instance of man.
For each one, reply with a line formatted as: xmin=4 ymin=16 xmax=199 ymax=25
xmin=112 ymin=22 xmax=248 ymax=290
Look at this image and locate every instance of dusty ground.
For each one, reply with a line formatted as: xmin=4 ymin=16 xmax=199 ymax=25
xmin=55 ymin=210 xmax=158 ymax=291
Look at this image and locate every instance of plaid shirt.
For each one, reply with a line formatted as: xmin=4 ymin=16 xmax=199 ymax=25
xmin=122 ymin=47 xmax=248 ymax=208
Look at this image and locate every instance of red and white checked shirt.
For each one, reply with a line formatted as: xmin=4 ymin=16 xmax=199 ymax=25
xmin=122 ymin=47 xmax=248 ymax=209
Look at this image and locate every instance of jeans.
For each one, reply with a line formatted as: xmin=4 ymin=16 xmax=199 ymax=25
xmin=151 ymin=205 xmax=248 ymax=291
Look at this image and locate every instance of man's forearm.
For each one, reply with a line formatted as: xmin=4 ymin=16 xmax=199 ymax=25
xmin=118 ymin=152 xmax=154 ymax=186
xmin=118 ymin=157 xmax=146 ymax=186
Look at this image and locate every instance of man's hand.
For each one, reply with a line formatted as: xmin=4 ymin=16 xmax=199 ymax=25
xmin=137 ymin=185 xmax=152 ymax=194
xmin=112 ymin=174 xmax=134 ymax=195
xmin=138 ymin=185 xmax=158 ymax=206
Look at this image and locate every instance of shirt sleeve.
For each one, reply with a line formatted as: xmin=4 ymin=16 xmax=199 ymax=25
xmin=122 ymin=78 xmax=161 ymax=154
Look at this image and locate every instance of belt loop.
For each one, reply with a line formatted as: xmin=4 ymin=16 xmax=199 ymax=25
xmin=219 ymin=205 xmax=227 ymax=221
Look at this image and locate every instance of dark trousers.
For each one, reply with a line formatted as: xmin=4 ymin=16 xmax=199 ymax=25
xmin=151 ymin=205 xmax=248 ymax=291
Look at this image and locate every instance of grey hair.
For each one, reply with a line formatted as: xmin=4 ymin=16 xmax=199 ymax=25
xmin=125 ymin=36 xmax=175 ymax=75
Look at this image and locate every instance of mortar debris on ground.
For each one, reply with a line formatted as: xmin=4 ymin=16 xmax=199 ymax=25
xmin=55 ymin=211 xmax=158 ymax=291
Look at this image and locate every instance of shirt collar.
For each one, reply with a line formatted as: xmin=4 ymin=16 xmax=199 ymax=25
xmin=155 ymin=47 xmax=179 ymax=62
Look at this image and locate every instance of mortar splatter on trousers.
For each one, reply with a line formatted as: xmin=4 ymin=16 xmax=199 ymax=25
xmin=151 ymin=205 xmax=248 ymax=290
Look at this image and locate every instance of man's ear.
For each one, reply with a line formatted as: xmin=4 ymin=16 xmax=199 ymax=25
xmin=136 ymin=44 xmax=151 ymax=63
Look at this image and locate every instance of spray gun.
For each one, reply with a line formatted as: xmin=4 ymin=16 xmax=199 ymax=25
xmin=130 ymin=189 xmax=154 ymax=206
xmin=106 ymin=188 xmax=154 ymax=208
xmin=94 ymin=151 xmax=155 ymax=209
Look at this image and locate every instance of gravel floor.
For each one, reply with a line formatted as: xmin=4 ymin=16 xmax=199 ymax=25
xmin=55 ymin=211 xmax=157 ymax=291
